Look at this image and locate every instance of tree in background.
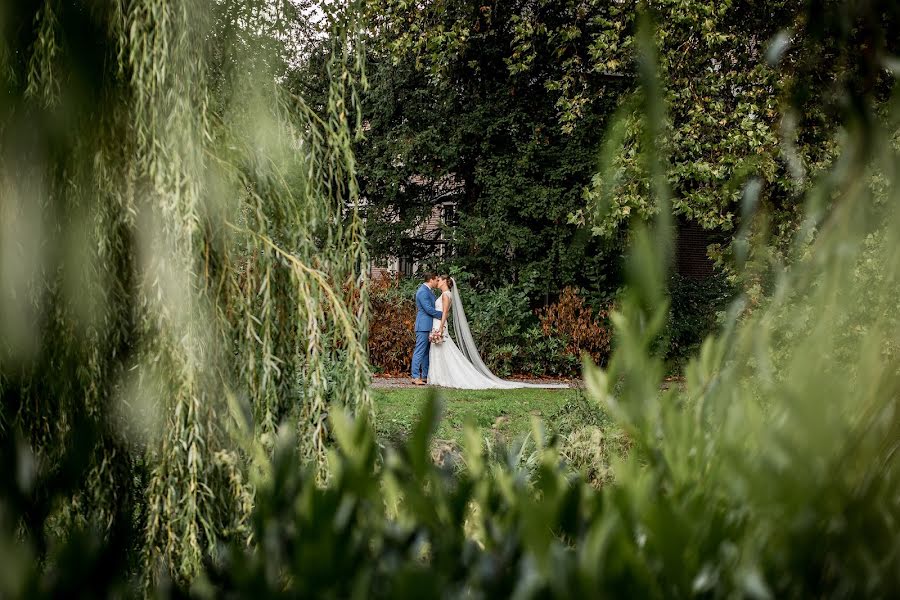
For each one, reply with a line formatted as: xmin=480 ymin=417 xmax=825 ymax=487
xmin=532 ymin=0 xmax=896 ymax=269
xmin=351 ymin=0 xmax=629 ymax=299
xmin=351 ymin=0 xmax=896 ymax=297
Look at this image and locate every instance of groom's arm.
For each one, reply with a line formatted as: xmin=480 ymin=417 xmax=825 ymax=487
xmin=416 ymin=288 xmax=443 ymax=319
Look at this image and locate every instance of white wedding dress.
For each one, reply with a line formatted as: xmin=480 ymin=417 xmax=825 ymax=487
xmin=427 ymin=286 xmax=567 ymax=390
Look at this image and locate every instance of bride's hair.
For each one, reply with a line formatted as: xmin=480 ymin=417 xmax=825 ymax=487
xmin=441 ymin=275 xmax=454 ymax=290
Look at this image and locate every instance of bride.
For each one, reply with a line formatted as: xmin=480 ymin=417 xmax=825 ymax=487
xmin=427 ymin=275 xmax=567 ymax=389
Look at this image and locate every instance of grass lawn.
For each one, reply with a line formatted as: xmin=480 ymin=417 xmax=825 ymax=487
xmin=373 ymin=386 xmax=581 ymax=444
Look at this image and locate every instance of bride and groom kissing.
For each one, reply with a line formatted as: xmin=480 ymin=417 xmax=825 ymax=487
xmin=410 ymin=273 xmax=566 ymax=390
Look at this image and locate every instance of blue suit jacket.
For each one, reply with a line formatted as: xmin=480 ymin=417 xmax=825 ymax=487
xmin=415 ymin=284 xmax=443 ymax=332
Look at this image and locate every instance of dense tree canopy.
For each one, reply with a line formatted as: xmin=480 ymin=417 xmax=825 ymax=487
xmin=348 ymin=0 xmax=631 ymax=297
xmin=324 ymin=0 xmax=898 ymax=299
xmin=569 ymin=0 xmax=896 ymax=257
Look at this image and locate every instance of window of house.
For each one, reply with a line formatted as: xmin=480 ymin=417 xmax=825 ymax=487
xmin=398 ymin=255 xmax=414 ymax=277
xmin=442 ymin=203 xmax=456 ymax=225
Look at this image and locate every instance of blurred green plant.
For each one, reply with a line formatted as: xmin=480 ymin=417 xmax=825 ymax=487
xmin=1 ymin=0 xmax=369 ymax=587
xmin=1 ymin=0 xmax=899 ymax=598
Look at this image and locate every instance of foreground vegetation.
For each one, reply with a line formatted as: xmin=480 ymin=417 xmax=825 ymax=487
xmin=2 ymin=0 xmax=899 ymax=597
xmin=0 ymin=0 xmax=370 ymax=584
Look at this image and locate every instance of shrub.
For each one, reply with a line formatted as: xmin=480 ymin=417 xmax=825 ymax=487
xmin=368 ymin=275 xmax=416 ymax=374
xmin=461 ymin=285 xmax=534 ymax=360
xmin=429 ymin=283 xmax=542 ymax=377
xmin=663 ymin=273 xmax=734 ymax=370
xmin=518 ymin=325 xmax=581 ymax=376
xmin=460 ymin=285 xmax=593 ymax=377
xmin=548 ymin=391 xmax=630 ymax=487
xmin=537 ymin=287 xmax=612 ymax=367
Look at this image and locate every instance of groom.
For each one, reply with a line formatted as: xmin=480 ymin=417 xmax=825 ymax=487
xmin=411 ymin=273 xmax=443 ymax=385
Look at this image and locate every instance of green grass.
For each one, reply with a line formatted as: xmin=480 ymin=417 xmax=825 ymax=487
xmin=373 ymin=386 xmax=580 ymax=444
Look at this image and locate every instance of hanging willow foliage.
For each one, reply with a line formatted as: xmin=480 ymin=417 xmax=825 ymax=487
xmin=0 ymin=0 xmax=369 ymax=584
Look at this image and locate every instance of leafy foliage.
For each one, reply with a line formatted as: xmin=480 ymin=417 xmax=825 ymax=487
xmin=368 ymin=275 xmax=417 ymax=374
xmin=546 ymin=390 xmax=630 ymax=488
xmin=572 ymin=1 xmax=811 ymax=238
xmin=345 ymin=0 xmax=624 ymax=293
xmin=2 ymin=1 xmax=900 ymax=598
xmin=537 ymin=286 xmax=611 ymax=367
xmin=0 ymin=0 xmax=369 ymax=585
xmin=573 ymin=0 xmax=897 ymax=268
xmin=663 ymin=273 xmax=735 ymax=369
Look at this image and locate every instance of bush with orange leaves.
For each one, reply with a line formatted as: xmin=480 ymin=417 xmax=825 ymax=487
xmin=368 ymin=275 xmax=417 ymax=375
xmin=537 ymin=287 xmax=611 ymax=367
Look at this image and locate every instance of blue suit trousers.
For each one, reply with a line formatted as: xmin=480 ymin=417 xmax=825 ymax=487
xmin=411 ymin=330 xmax=431 ymax=379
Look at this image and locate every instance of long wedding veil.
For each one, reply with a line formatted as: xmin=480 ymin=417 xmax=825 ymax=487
xmin=449 ymin=278 xmax=567 ymax=389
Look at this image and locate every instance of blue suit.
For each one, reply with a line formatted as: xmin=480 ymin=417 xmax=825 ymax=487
xmin=411 ymin=284 xmax=443 ymax=379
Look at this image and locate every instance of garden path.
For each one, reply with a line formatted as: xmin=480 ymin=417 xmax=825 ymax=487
xmin=371 ymin=376 xmax=581 ymax=389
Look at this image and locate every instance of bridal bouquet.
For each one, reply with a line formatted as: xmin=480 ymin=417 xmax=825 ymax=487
xmin=429 ymin=330 xmax=444 ymax=345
